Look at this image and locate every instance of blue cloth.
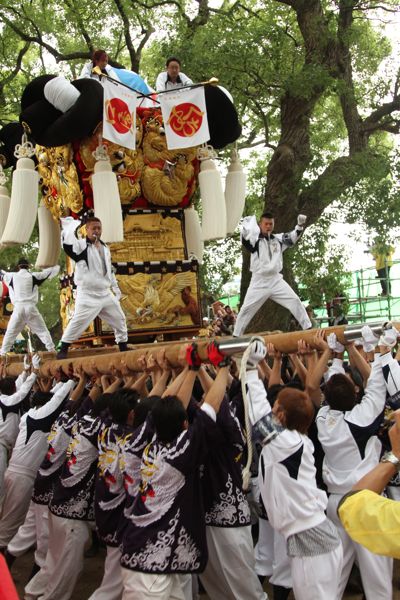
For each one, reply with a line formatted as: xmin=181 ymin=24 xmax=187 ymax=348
xmin=112 ymin=68 xmax=151 ymax=95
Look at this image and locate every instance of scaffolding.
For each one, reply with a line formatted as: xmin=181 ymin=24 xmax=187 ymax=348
xmin=317 ymin=259 xmax=400 ymax=325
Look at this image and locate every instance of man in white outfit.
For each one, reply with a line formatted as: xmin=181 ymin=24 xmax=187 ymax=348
xmin=245 ymin=339 xmax=343 ymax=600
xmin=0 ymin=357 xmax=76 ymax=550
xmin=0 ymin=258 xmax=59 ymax=355
xmin=155 ymin=57 xmax=193 ymax=92
xmin=233 ymin=213 xmax=311 ymax=336
xmin=0 ymin=355 xmax=37 ymax=500
xmin=57 ymin=216 xmax=128 ymax=359
xmin=313 ymin=329 xmax=394 ymax=599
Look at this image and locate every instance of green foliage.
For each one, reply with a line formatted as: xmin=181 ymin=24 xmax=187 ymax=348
xmin=292 ymin=214 xmax=352 ymax=309
xmin=199 ymin=235 xmax=240 ymax=300
xmin=340 ymin=148 xmax=400 ymax=241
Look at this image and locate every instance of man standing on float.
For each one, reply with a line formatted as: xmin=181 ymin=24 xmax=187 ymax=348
xmin=0 ymin=258 xmax=59 ymax=356
xmin=233 ymin=212 xmax=312 ymax=336
xmin=57 ymin=216 xmax=128 ymax=359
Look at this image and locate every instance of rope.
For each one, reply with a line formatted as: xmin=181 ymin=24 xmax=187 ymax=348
xmin=239 ymin=335 xmax=265 ymax=492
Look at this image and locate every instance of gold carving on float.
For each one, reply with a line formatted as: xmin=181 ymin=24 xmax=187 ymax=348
xmin=60 ymin=287 xmax=75 ymax=332
xmin=109 ymin=213 xmax=185 ymax=262
xmin=0 ymin=300 xmax=10 ymax=331
xmin=36 ymin=144 xmax=83 ymax=218
xmin=141 ymin=116 xmax=196 ymax=206
xmin=79 ymin=123 xmax=144 ymax=204
xmin=106 ymin=271 xmax=200 ymax=330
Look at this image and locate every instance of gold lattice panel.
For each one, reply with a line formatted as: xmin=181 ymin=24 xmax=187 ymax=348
xmin=109 ymin=210 xmax=185 ymax=263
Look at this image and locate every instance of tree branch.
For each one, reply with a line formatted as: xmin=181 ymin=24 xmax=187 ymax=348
xmin=298 ymin=149 xmax=389 ymax=225
xmin=63 ymin=0 xmax=94 ymax=53
xmin=136 ymin=24 xmax=155 ymax=66
xmin=336 ymin=0 xmax=366 ymax=154
xmin=187 ymin=0 xmax=211 ymax=32
xmin=276 ymin=0 xmax=301 ymax=7
xmin=0 ymin=10 xmax=125 ymax=67
xmin=1 ymin=41 xmax=30 ymax=86
xmin=363 ymin=96 xmax=400 ymax=127
xmin=113 ymin=0 xmax=137 ymax=70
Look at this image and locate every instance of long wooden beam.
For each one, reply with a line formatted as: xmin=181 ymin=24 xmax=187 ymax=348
xmin=2 ymin=321 xmax=393 ymax=378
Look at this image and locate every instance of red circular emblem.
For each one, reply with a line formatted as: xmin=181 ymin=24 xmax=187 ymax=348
xmin=167 ymin=102 xmax=204 ymax=137
xmin=106 ymin=98 xmax=133 ymax=134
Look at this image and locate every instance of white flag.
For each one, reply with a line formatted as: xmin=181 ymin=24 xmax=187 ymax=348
xmin=159 ymin=86 xmax=210 ymax=150
xmin=102 ymin=79 xmax=137 ymax=150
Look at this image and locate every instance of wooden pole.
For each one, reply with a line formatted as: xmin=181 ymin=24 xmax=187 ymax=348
xmin=3 ymin=321 xmax=395 ymax=377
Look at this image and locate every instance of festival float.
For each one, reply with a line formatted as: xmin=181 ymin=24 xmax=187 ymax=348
xmin=0 ymin=67 xmax=245 ymax=346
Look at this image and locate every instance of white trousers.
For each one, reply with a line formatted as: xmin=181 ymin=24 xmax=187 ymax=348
xmin=0 ymin=304 xmax=55 ymax=354
xmin=88 ymin=545 xmax=123 ymax=600
xmin=0 ymin=443 xmax=8 ymax=503
xmin=327 ymin=493 xmax=393 ymax=600
xmin=7 ymin=502 xmax=49 ymax=567
xmin=121 ymin=569 xmax=185 ymax=600
xmin=290 ymin=543 xmax=343 ymax=600
xmin=200 ymin=525 xmax=267 ymax=600
xmin=233 ymin=274 xmax=311 ymax=336
xmin=254 ymin=518 xmax=292 ymax=588
xmin=61 ymin=291 xmax=127 ymax=344
xmin=24 ymin=513 xmax=90 ymax=600
xmin=0 ymin=470 xmax=34 ymax=548
xmin=180 ymin=574 xmax=194 ymax=600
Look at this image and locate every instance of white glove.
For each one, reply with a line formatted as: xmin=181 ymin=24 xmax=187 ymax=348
xmin=297 ymin=214 xmax=307 ymax=227
xmin=32 ymin=354 xmax=41 ymax=370
xmin=361 ymin=325 xmax=379 ymax=353
xmin=23 ymin=355 xmax=30 ymax=371
xmin=112 ymin=286 xmax=122 ymax=301
xmin=247 ymin=338 xmax=267 ymax=369
xmin=327 ymin=333 xmax=345 ymax=353
xmin=379 ymin=326 xmax=400 ymax=349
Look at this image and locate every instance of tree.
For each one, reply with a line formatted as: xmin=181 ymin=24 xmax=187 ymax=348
xmin=141 ymin=0 xmax=400 ymax=329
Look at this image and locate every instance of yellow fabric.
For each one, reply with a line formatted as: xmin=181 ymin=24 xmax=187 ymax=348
xmin=338 ymin=489 xmax=400 ymax=558
xmin=372 ymin=247 xmax=394 ymax=270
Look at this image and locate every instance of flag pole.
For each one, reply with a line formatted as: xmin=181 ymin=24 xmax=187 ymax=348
xmin=92 ymin=67 xmax=219 ymax=102
xmin=92 ymin=66 xmax=152 ymax=99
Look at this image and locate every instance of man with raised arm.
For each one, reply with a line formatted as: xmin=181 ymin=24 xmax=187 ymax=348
xmin=309 ymin=330 xmax=392 ymax=600
xmin=233 ymin=213 xmax=311 ymax=336
xmin=0 ymin=258 xmax=59 ymax=356
xmin=57 ymin=216 xmax=128 ymax=359
xmin=120 ymin=346 xmax=229 ymax=599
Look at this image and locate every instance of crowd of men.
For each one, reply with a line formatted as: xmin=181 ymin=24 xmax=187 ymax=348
xmin=0 ymin=202 xmax=399 ymax=600
xmin=0 ymin=322 xmax=399 ymax=599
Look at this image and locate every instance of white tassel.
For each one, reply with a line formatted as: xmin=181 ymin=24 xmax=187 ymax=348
xmin=35 ymin=203 xmax=61 ymax=268
xmin=0 ymin=163 xmax=10 ymax=241
xmin=198 ymin=145 xmax=226 ymax=241
xmin=1 ymin=157 xmax=38 ymax=246
xmin=91 ymin=142 xmax=123 ymax=243
xmin=0 ymin=185 xmax=10 ymax=240
xmin=184 ymin=206 xmax=204 ymax=264
xmin=225 ymin=149 xmax=246 ymax=234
